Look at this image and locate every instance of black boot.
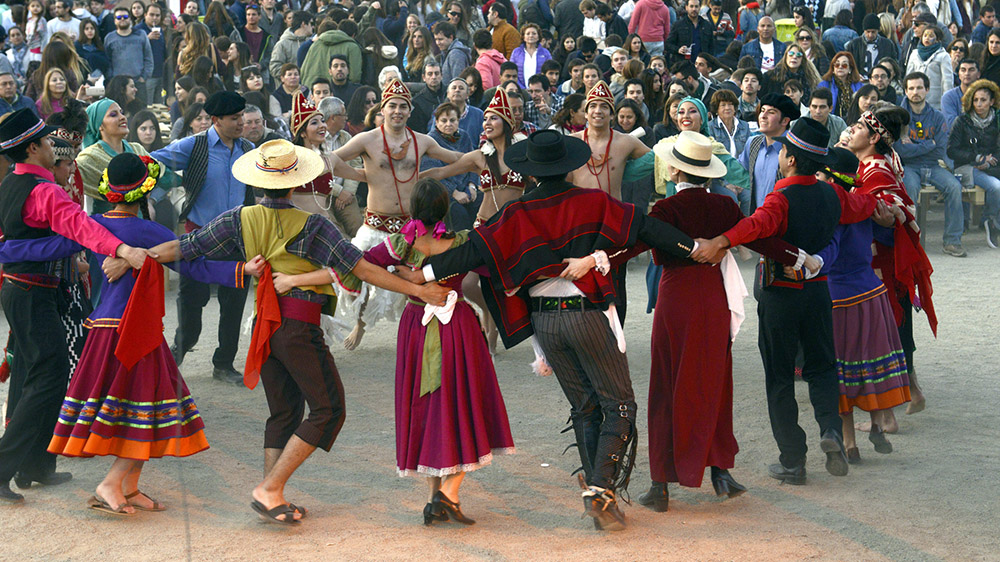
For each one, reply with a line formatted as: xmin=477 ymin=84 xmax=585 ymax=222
xmin=579 ymin=476 xmax=626 ymax=531
xmin=710 ymin=467 xmax=747 ymax=498
xmin=637 ymin=481 xmax=669 ymax=512
xmin=567 ymin=408 xmax=602 ymax=481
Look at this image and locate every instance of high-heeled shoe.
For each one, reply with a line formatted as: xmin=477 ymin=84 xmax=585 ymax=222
xmin=710 ymin=467 xmax=747 ymax=499
xmin=432 ymin=491 xmax=475 ymax=525
xmin=637 ymin=481 xmax=669 ymax=512
xmin=423 ymin=501 xmax=448 ymax=525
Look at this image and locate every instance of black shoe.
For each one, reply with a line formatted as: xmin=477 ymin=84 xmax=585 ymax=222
xmin=987 ymin=220 xmax=1000 ymax=249
xmin=432 ymin=491 xmax=474 ymax=525
xmin=868 ymin=424 xmax=893 ymax=454
xmin=14 ymin=471 xmax=72 ymax=489
xmin=212 ymin=367 xmax=244 ymax=386
xmin=820 ymin=430 xmax=849 ymax=477
xmin=0 ymin=482 xmax=24 ymax=503
xmin=582 ymin=487 xmax=626 ymax=531
xmin=423 ymin=501 xmax=448 ymax=525
xmin=170 ymin=345 xmax=186 ymax=366
xmin=768 ymin=461 xmax=806 ymax=485
xmin=637 ymin=481 xmax=669 ymax=512
xmin=710 ymin=467 xmax=747 ymax=499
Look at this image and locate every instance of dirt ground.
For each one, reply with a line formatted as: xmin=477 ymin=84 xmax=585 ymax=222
xmin=0 ymin=207 xmax=997 ymax=562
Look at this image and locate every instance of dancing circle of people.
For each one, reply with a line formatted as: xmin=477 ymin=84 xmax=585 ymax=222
xmin=0 ymin=79 xmax=935 ymax=532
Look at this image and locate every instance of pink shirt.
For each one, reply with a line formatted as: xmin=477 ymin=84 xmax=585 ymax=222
xmin=628 ymin=0 xmax=671 ymax=43
xmin=8 ymin=163 xmax=123 ymax=257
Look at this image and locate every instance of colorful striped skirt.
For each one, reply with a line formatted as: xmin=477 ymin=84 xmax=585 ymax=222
xmin=833 ymin=290 xmax=911 ymax=414
xmin=48 ymin=327 xmax=208 ymax=460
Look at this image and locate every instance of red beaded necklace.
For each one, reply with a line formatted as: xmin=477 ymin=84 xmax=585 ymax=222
xmin=381 ymin=124 xmax=419 ymax=211
xmin=584 ymin=128 xmax=613 ymax=193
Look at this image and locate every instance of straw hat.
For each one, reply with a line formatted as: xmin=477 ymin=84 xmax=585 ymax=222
xmin=653 ymin=130 xmax=728 ymax=179
xmin=232 ymin=139 xmax=325 ymax=190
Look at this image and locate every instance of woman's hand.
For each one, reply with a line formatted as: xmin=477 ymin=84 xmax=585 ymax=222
xmin=335 ymin=191 xmax=354 ymax=210
xmin=244 ymin=255 xmax=266 ymax=278
xmin=803 ymin=254 xmax=822 ymax=275
xmin=418 ymin=282 xmax=450 ymax=306
xmin=102 ymin=256 xmax=131 ymax=283
xmin=559 ymin=256 xmax=596 ymax=281
xmin=453 ymin=190 xmax=470 ymax=204
xmin=272 ymin=271 xmax=299 ymax=294
xmin=394 ymin=267 xmax=425 ymax=284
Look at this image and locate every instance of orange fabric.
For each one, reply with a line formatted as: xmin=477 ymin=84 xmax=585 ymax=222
xmin=47 ymin=431 xmax=209 ymax=460
xmin=244 ymin=262 xmax=281 ymax=389
xmin=115 ymin=256 xmax=165 ymax=370
xmin=839 ymin=386 xmax=911 ymax=415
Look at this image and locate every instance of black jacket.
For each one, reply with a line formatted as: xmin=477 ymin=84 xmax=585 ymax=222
xmin=665 ymin=15 xmax=714 ymax=65
xmin=845 ymin=35 xmax=898 ymax=77
xmin=947 ymin=111 xmax=1000 ymax=178
xmin=407 ymin=84 xmax=446 ymax=134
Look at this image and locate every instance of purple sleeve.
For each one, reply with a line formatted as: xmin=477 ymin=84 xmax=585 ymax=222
xmin=0 ymin=236 xmax=84 ymax=263
xmin=168 ymin=258 xmax=246 ymax=288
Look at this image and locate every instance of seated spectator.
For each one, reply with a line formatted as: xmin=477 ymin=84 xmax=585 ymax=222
xmin=0 ymin=70 xmax=36 ymax=115
xmin=707 ymin=88 xmax=750 ymax=157
xmin=622 ymin=78 xmax=650 ymax=121
xmin=822 ymin=10 xmax=858 ymax=53
xmin=942 ymin=59 xmax=981 ymax=124
xmin=783 ymin=78 xmax=808 ymax=115
xmin=654 ymin=92 xmax=686 ymax=141
xmin=460 ymin=66 xmax=485 ymax=108
xmin=525 ymin=73 xmax=561 ymax=129
xmin=105 ymin=75 xmax=143 ymax=117
xmin=869 ymin=63 xmax=898 ymax=105
xmin=971 ymin=5 xmax=995 ymax=45
xmin=946 ymin=79 xmax=1000 ymax=248
xmin=5 ymin=26 xmax=30 ymax=82
xmin=736 ymin=67 xmax=762 ymax=122
xmin=346 ymin=85 xmax=378 ymax=135
xmin=474 ymin=28 xmax=505 ymax=90
xmin=897 ymin=71 xmax=967 ymax=257
xmin=311 ymin=78 xmax=332 ymax=103
xmin=422 ymin=102 xmax=479 ymax=230
xmin=818 ymin=51 xmax=863 ymax=118
xmin=189 ymin=55 xmax=226 ymax=95
xmin=36 ymin=68 xmax=77 ymax=120
xmin=548 ymin=92 xmax=586 ymax=134
xmin=738 ymin=16 xmax=784 ymax=72
xmin=761 ymin=41 xmax=820 ymax=102
xmin=794 ymin=26 xmax=829 ymax=76
xmin=170 ymin=101 xmax=211 ymax=141
xmin=242 ymin=103 xmax=282 ymax=146
xmin=844 ymin=84 xmax=879 ymax=125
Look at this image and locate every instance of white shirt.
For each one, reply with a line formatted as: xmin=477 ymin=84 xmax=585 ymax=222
xmin=524 ymin=48 xmax=538 ymax=81
xmin=582 ymin=16 xmax=606 ymax=41
xmin=47 ymin=17 xmax=81 ymax=40
xmin=761 ymin=41 xmax=776 ymax=71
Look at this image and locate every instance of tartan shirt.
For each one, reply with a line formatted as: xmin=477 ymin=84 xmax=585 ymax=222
xmin=179 ymin=197 xmax=363 ymax=303
xmin=524 ymin=95 xmax=564 ymax=130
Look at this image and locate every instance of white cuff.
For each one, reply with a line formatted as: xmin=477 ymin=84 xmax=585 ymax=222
xmin=688 ymin=240 xmax=700 ymax=257
xmin=421 ymin=264 xmax=435 ymax=282
xmin=794 ymin=249 xmax=807 ymax=270
xmin=803 ymin=255 xmax=824 ymax=280
xmin=590 ymin=250 xmax=610 ymax=275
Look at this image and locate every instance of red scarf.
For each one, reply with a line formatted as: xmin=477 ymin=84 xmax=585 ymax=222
xmin=115 ymin=256 xmax=165 ymax=370
xmin=243 ymin=262 xmax=281 ymax=389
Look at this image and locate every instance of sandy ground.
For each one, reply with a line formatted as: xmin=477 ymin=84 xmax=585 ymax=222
xmin=0 ymin=207 xmax=998 ymax=562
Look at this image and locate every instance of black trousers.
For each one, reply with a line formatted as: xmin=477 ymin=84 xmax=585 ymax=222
xmin=0 ymin=281 xmax=69 ymax=482
xmin=173 ymin=274 xmax=248 ymax=369
xmin=532 ymin=308 xmax=637 ymax=491
xmin=757 ymin=282 xmax=841 ymax=468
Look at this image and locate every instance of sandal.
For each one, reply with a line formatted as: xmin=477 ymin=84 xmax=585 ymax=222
xmin=288 ymin=503 xmax=307 ymax=519
xmin=125 ymin=490 xmax=167 ymax=512
xmin=250 ymin=500 xmax=300 ymax=525
xmin=87 ymin=494 xmax=132 ymax=516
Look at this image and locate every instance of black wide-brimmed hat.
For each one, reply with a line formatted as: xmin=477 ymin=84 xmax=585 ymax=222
xmin=0 ymin=108 xmax=57 ymax=154
xmin=774 ymin=117 xmax=833 ymax=165
xmin=504 ymin=129 xmax=591 ymax=177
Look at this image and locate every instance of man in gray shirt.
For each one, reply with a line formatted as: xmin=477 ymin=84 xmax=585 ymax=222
xmin=103 ymin=5 xmax=153 ymax=101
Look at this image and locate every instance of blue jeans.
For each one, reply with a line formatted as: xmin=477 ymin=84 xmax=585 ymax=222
xmin=973 ymin=169 xmax=1000 ymax=226
xmin=903 ymin=165 xmax=963 ymax=245
xmin=644 ymin=41 xmax=664 ymax=56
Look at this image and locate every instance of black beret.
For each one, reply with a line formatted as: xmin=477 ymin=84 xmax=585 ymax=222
xmin=107 ymin=152 xmax=148 ymax=188
xmin=760 ymin=93 xmax=800 ymax=121
xmin=204 ymin=91 xmax=247 ymax=117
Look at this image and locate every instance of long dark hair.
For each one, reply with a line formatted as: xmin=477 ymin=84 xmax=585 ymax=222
xmin=552 ymin=93 xmax=584 ymax=128
xmin=128 ymin=110 xmax=166 ymax=152
xmin=106 ymin=75 xmax=143 ymax=116
xmin=845 ymin=84 xmax=879 ymax=125
xmin=868 ymin=102 xmax=910 ymax=154
xmin=347 ymin=86 xmax=378 ymax=127
xmin=78 ymin=19 xmax=102 ymax=48
xmin=179 ymin=102 xmax=208 ymax=138
xmin=191 ymin=56 xmax=218 ymax=91
xmin=409 ymin=178 xmax=454 ymax=237
xmin=615 ymin=99 xmax=648 ymax=132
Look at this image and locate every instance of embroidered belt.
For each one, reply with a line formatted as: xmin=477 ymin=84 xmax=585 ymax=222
xmin=531 ymin=296 xmax=598 ymax=312
xmin=364 ymin=210 xmax=410 ymax=233
xmin=479 ymin=183 xmax=524 ymax=194
xmin=2 ymin=272 xmax=60 ymax=288
xmin=278 ymin=296 xmax=321 ymax=325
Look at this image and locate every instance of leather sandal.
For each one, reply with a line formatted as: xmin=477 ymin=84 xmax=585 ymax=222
xmin=124 ymin=490 xmax=167 ymax=512
xmin=250 ymin=500 xmax=300 ymax=525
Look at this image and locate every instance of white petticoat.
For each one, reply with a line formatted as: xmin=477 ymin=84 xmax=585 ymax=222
xmin=333 ymin=224 xmax=406 ymax=331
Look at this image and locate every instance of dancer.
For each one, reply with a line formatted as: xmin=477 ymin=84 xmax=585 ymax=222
xmin=581 ymin=132 xmax=812 ymax=510
xmin=332 ymin=78 xmax=462 ymax=350
xmin=23 ymin=153 xmax=257 ymax=514
xmin=147 ymin=139 xmax=449 ymax=525
xmin=0 ymin=109 xmax=149 ymax=504
xmin=273 ymin=179 xmax=515 ymax=527
xmin=844 ymin=103 xmax=936 ymax=423
xmin=801 ymin=147 xmax=911 ymax=463
xmin=692 ymin=118 xmax=881 ymax=484
xmin=401 ymin=130 xmax=704 ymax=531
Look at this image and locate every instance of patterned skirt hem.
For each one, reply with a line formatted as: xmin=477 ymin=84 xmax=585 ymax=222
xmin=839 ymin=386 xmax=911 ymax=414
xmin=48 ymin=430 xmax=209 ymax=461
xmin=397 ymin=447 xmax=516 ymax=478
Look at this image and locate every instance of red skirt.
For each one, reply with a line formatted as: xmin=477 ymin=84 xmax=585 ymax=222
xmin=648 ymin=264 xmax=738 ymax=487
xmin=48 ymin=327 xmax=208 ymax=460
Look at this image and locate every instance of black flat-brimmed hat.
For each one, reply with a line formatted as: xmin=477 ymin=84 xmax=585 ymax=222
xmin=504 ymin=129 xmax=591 ymax=177
xmin=0 ymin=108 xmax=57 ymax=154
xmin=774 ymin=117 xmax=833 ymax=166
xmin=204 ymin=91 xmax=247 ymax=117
xmin=759 ymin=93 xmax=800 ymax=121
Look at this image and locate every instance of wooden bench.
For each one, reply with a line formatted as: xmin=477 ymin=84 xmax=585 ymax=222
xmin=916 ymin=184 xmax=985 ymax=245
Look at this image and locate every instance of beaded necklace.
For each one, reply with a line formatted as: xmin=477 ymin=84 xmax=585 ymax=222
xmin=380 ymin=124 xmax=419 ymax=211
xmin=584 ymin=128 xmax=614 ymax=193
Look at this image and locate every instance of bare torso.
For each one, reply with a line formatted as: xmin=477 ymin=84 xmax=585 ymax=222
xmin=354 ymin=126 xmax=437 ymax=215
xmin=566 ymin=128 xmax=647 ymax=201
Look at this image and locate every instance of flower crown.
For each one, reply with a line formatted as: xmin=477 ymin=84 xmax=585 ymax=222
xmin=98 ymin=156 xmax=161 ymax=204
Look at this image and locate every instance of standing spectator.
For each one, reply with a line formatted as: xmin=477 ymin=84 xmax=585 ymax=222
xmin=708 ymin=88 xmax=751 ymax=157
xmin=434 ymin=21 xmax=473 ymax=85
xmin=258 ymin=0 xmax=284 ymax=39
xmin=270 ymin=63 xmax=307 ymax=120
xmin=300 ymin=21 xmax=363 ymax=86
xmin=807 ymin=88 xmax=847 ymax=149
xmin=103 ymin=5 xmax=152 ymax=104
xmin=5 ymin=27 xmax=31 ymax=82
xmin=0 ymin=70 xmax=36 ymax=114
xmin=551 ymin=34 xmax=577 ymax=68
xmin=704 ymin=0 xmax=735 ymax=57
xmin=818 ymin=51 xmax=864 ymax=118
xmin=971 ymin=5 xmax=994 ymax=45
xmin=149 ymin=91 xmax=254 ymax=384
xmin=796 ymin=26 xmax=829 ymax=76
xmin=906 ymin=25 xmax=952 ymax=110
xmin=204 ymin=1 xmax=237 ymax=38
xmin=229 ymin=0 xmax=248 ymax=28
xmin=134 ymin=3 xmax=167 ymax=104
xmin=229 ymin=4 xmax=273 ymax=83
xmin=666 ymin=0 xmax=714 ymax=65
xmin=327 ymin=55 xmax=360 ymax=107
xmin=525 ymin=73 xmax=561 ymax=129
xmin=579 ymin=0 xmax=606 ymax=42
xmin=176 ymin=22 xmax=218 ymax=78
xmin=735 ymin=0 xmax=761 ymax=42
xmin=629 ymin=0 xmax=671 ymax=56
xmin=487 ymin=4 xmax=519 ymax=60
xmin=408 ymin=62 xmax=445 ymax=133
xmin=869 ymin=63 xmax=898 ymax=105
xmin=736 ymin=67 xmax=762 ymax=122
xmin=983 ymin=29 xmax=1000 ymax=84
xmin=554 ymin=0 xmax=585 ymax=44
xmin=897 ymin=71 xmax=967 ymax=257
xmin=474 ymin=29 xmax=506 ymax=90
xmin=761 ymin=43 xmax=821 ymax=102
xmin=947 ymin=79 xmax=1000 ymax=247
xmin=24 ymin=41 xmax=83 ymax=101
xmin=443 ymin=1 xmax=475 ymax=45
xmin=358 ymin=0 xmax=409 ymax=50
xmin=739 ymin=16 xmax=785 ymax=71
xmin=511 ymin=23 xmax=551 ymax=88
xmin=47 ymin=0 xmax=80 ymax=40
xmin=24 ymin=0 xmax=48 ymax=65
xmin=942 ymin=58 xmax=980 ymax=123
xmin=270 ymin=11 xmax=312 ymax=81
xmin=847 ymin=14 xmax=900 ymax=78
xmin=624 ymin=33 xmax=651 ymax=65
xmin=822 ymin=10 xmax=859 ymax=53
xmin=402 ymin=27 xmax=433 ymax=82
xmin=90 ymin=0 xmax=114 ymax=39
xmin=598 ymin=3 xmax=629 ymax=42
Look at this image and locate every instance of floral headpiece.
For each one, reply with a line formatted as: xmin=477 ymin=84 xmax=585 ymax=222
xmin=98 ymin=156 xmax=161 ymax=203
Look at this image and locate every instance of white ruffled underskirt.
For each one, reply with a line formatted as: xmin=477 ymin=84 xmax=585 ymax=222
xmin=333 ymin=224 xmax=406 ymax=330
xmin=396 ymin=447 xmax=516 ymax=478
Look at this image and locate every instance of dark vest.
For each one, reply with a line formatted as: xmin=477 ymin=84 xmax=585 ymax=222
xmin=774 ymin=182 xmax=841 ymax=283
xmin=179 ymin=132 xmax=255 ymax=222
xmin=0 ymin=172 xmax=56 ymax=274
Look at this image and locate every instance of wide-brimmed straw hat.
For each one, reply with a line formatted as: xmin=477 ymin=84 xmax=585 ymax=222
xmin=653 ymin=130 xmax=728 ymax=179
xmin=232 ymin=139 xmax=325 ymax=189
xmin=504 ymin=129 xmax=591 ymax=177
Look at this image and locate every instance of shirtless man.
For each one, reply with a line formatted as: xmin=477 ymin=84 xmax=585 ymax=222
xmin=333 ymin=78 xmax=462 ymax=349
xmin=567 ymin=81 xmax=651 ymax=203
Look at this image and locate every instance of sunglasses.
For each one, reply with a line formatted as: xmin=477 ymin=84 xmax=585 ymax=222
xmin=951 ymin=46 xmax=967 ymax=52
xmin=834 ymin=63 xmax=850 ymax=68
xmin=797 ymin=35 xmax=811 ymax=41
xmin=115 ymin=14 xmax=130 ymax=19
xmin=788 ymin=51 xmax=804 ymax=58
xmin=448 ymin=11 xmax=461 ymax=16
xmin=365 ymin=98 xmax=377 ymax=105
